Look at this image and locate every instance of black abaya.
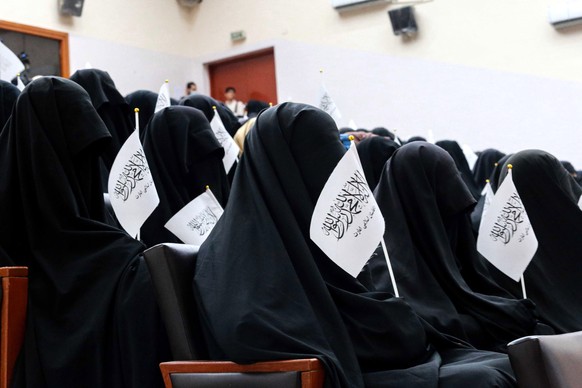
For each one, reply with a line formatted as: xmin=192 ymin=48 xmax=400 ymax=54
xmin=0 ymin=77 xmax=168 ymax=387
xmin=372 ymin=142 xmax=543 ymax=352
xmin=193 ymin=103 xmax=516 ymax=387
xmin=494 ymin=150 xmax=582 ymax=333
xmin=141 ymin=106 xmax=229 ymax=247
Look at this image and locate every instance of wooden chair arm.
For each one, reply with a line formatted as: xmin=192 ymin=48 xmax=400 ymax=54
xmin=160 ymin=358 xmax=324 ymax=388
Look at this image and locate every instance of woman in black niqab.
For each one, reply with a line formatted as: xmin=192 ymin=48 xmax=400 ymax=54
xmin=69 ymin=69 xmax=134 ymax=188
xmin=356 ymin=136 xmax=399 ymax=191
xmin=125 ymin=89 xmax=158 ymax=130
xmin=372 ymin=142 xmax=544 ymax=353
xmin=0 ymin=80 xmax=19 ymax=129
xmin=193 ymin=103 xmax=516 ymax=387
xmin=494 ymin=150 xmax=582 ymax=333
xmin=179 ymin=93 xmax=241 ymax=136
xmin=141 ymin=106 xmax=229 ymax=247
xmin=473 ymin=148 xmax=506 ymax=192
xmin=0 ymin=77 xmax=168 ymax=387
xmin=436 ymin=140 xmax=481 ymax=199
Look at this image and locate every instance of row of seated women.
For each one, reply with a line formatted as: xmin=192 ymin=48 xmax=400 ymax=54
xmin=0 ymin=71 xmax=580 ymax=387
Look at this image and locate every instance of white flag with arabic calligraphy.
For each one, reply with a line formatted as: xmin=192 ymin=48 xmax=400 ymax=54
xmin=165 ymin=187 xmax=224 ymax=246
xmin=318 ymin=83 xmax=342 ymax=124
xmin=108 ymin=131 xmax=160 ymax=238
xmin=154 ymin=81 xmax=171 ymax=113
xmin=210 ymin=110 xmax=239 ymax=173
xmin=310 ymin=144 xmax=385 ymax=277
xmin=477 ymin=169 xmax=538 ymax=281
xmin=0 ymin=41 xmax=24 ymax=82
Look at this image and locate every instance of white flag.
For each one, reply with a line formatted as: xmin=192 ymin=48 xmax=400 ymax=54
xmin=310 ymin=144 xmax=385 ymax=277
xmin=481 ymin=181 xmax=494 ymax=220
xmin=108 ymin=131 xmax=160 ymax=238
xmin=318 ymin=83 xmax=342 ymax=123
xmin=210 ymin=109 xmax=240 ymax=173
xmin=347 ymin=119 xmax=357 ymax=130
xmin=0 ymin=42 xmax=24 ymax=82
xmin=427 ymin=129 xmax=436 ymax=144
xmin=154 ymin=81 xmax=171 ymax=113
xmin=462 ymin=143 xmax=478 ymax=171
xmin=578 ymin=194 xmax=582 ymax=211
xmin=16 ymin=74 xmax=25 ymax=91
xmin=164 ymin=187 xmax=224 ymax=246
xmin=393 ymin=134 xmax=402 ymax=146
xmin=477 ymin=168 xmax=538 ymax=281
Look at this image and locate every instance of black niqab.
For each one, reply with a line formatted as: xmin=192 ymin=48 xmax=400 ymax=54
xmin=179 ymin=93 xmax=241 ymax=136
xmin=125 ymin=89 xmax=158 ymax=130
xmin=141 ymin=106 xmax=229 ymax=247
xmin=436 ymin=140 xmax=481 ymax=199
xmin=473 ymin=148 xmax=506 ymax=192
xmin=494 ymin=150 xmax=582 ymax=333
xmin=373 ymin=142 xmax=540 ymax=352
xmin=193 ymin=103 xmax=516 ymax=387
xmin=0 ymin=77 xmax=168 ymax=387
xmin=0 ymin=80 xmax=19 ymax=129
xmin=356 ymin=136 xmax=399 ymax=191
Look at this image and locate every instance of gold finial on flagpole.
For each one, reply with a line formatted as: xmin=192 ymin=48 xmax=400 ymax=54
xmin=269 ymin=102 xmax=273 ymax=107
xmin=348 ymin=135 xmax=355 ymax=142
xmin=507 ymin=164 xmax=513 ymax=170
xmin=486 ymin=179 xmax=490 ymax=183
xmin=16 ymin=73 xmax=20 ymax=77
xmin=494 ymin=162 xmax=499 ymax=167
xmin=205 ymin=185 xmax=210 ymax=190
xmin=165 ymin=79 xmax=169 ymax=83
xmin=134 ymin=108 xmax=139 ymax=113
xmin=319 ymin=69 xmax=324 ymax=74
xmin=212 ymin=105 xmax=217 ymax=110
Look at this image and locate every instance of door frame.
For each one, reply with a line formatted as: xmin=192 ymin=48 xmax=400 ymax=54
xmin=0 ymin=20 xmax=70 ymax=77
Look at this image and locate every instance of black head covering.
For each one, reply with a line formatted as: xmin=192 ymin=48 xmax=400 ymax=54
xmin=371 ymin=127 xmax=393 ymax=138
xmin=488 ymin=154 xmax=512 ymax=192
xmin=0 ymin=77 xmax=168 ymax=387
xmin=407 ymin=136 xmax=427 ymax=143
xmin=339 ymin=127 xmax=353 ymax=134
xmin=69 ymin=69 xmax=133 ymax=187
xmin=560 ymin=160 xmax=577 ymax=176
xmin=0 ymin=80 xmax=20 ymax=129
xmin=141 ymin=106 xmax=229 ymax=247
xmin=356 ymin=136 xmax=399 ymax=191
xmin=125 ymin=89 xmax=158 ymax=130
xmin=245 ymin=99 xmax=269 ymax=118
xmin=493 ymin=150 xmax=582 ymax=333
xmin=193 ymin=103 xmax=516 ymax=387
xmin=473 ymin=149 xmax=506 ymax=192
xmin=436 ymin=140 xmax=481 ymax=199
xmin=179 ymin=93 xmax=241 ymax=137
xmin=373 ymin=142 xmax=540 ymax=352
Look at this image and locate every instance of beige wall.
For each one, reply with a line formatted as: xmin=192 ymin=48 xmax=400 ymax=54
xmin=1 ymin=0 xmax=581 ymax=82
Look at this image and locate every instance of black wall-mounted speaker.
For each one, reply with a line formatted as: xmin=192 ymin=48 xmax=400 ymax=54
xmin=59 ymin=0 xmax=84 ymax=17
xmin=388 ymin=6 xmax=418 ymax=36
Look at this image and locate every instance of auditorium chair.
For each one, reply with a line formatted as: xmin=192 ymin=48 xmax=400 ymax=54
xmin=0 ymin=267 xmax=28 ymax=388
xmin=508 ymin=331 xmax=582 ymax=388
xmin=143 ymin=243 xmax=325 ymax=388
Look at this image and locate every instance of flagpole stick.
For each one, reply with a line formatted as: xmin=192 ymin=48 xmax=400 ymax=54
xmin=520 ymin=275 xmax=527 ymax=299
xmin=134 ymin=108 xmax=140 ymax=134
xmin=381 ymin=239 xmax=400 ymax=298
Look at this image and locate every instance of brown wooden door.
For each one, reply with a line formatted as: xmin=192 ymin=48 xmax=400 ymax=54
xmin=208 ymin=48 xmax=277 ymax=106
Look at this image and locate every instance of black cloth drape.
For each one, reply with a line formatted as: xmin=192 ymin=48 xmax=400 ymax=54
xmin=141 ymin=106 xmax=229 ymax=247
xmin=0 ymin=80 xmax=19 ymax=130
xmin=125 ymin=89 xmax=158 ymax=130
xmin=0 ymin=77 xmax=169 ymax=387
xmin=473 ymin=149 xmax=506 ymax=193
xmin=492 ymin=150 xmax=582 ymax=333
xmin=371 ymin=142 xmax=543 ymax=352
xmin=179 ymin=93 xmax=241 ymax=137
xmin=436 ymin=140 xmax=481 ymax=200
xmin=356 ymin=136 xmax=399 ymax=191
xmin=193 ymin=103 xmax=516 ymax=387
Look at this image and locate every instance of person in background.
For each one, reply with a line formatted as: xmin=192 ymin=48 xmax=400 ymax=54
xmin=224 ymin=86 xmax=246 ymax=118
xmin=185 ymin=81 xmax=197 ymax=96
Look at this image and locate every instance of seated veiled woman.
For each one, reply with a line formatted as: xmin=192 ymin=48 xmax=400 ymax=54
xmin=141 ymin=106 xmax=230 ymax=247
xmin=493 ymin=150 xmax=582 ymax=333
xmin=356 ymin=136 xmax=399 ymax=191
xmin=436 ymin=140 xmax=481 ymax=200
xmin=70 ymin=69 xmax=134 ymax=187
xmin=0 ymin=77 xmax=169 ymax=387
xmin=0 ymin=80 xmax=20 ymax=129
xmin=193 ymin=102 xmax=517 ymax=387
xmin=370 ymin=142 xmax=549 ymax=353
